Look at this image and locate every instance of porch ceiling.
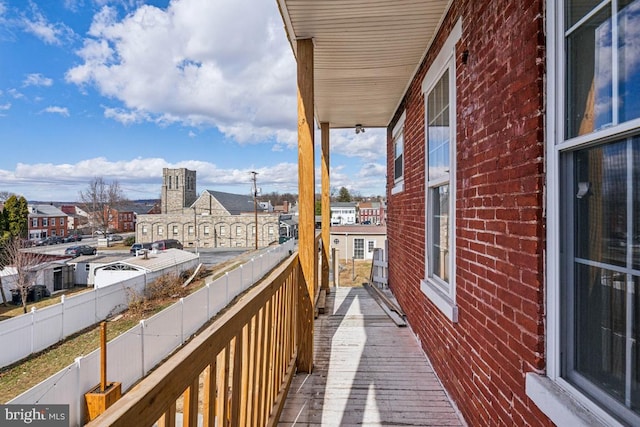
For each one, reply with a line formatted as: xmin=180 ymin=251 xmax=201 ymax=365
xmin=277 ymin=0 xmax=450 ymax=129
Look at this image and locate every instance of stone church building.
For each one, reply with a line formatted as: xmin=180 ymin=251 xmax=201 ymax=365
xmin=135 ymin=168 xmax=280 ymax=249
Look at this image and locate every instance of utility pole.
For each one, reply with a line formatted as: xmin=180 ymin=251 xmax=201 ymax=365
xmin=251 ymin=171 xmax=259 ymax=250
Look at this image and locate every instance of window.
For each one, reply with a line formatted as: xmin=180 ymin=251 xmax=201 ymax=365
xmin=368 ymin=241 xmax=375 ymax=253
xmin=220 ymin=225 xmax=226 ymax=236
xmin=59 ymin=218 xmax=64 ymax=225
xmin=560 ymin=139 xmax=640 ymax=425
xmin=268 ymin=226 xmax=274 ymax=236
xmin=251 ymin=225 xmax=256 ymax=236
xmin=533 ymin=2 xmax=640 ymax=425
xmin=236 ymin=225 xmax=243 ymax=236
xmin=32 ymin=218 xmax=37 ymax=227
xmin=392 ymin=111 xmax=406 ymax=194
xmin=188 ymin=225 xmax=194 ymax=235
xmin=353 ymin=238 xmax=364 ymax=259
xmin=419 ymin=19 xmax=460 ymax=323
xmin=43 ymin=218 xmax=48 ymax=227
xmin=204 ymin=225 xmax=210 ymax=236
xmin=173 ymin=225 xmax=178 ymax=235
xmin=158 ymin=226 xmax=163 ymax=236
xmin=142 ymin=225 xmax=148 ymax=235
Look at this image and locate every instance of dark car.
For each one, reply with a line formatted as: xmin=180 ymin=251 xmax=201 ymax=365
xmin=62 ymin=234 xmax=82 ymax=243
xmin=65 ymin=245 xmax=97 ymax=257
xmin=130 ymin=242 xmax=153 ymax=255
xmin=107 ymin=234 xmax=124 ymax=242
xmin=151 ymin=239 xmax=183 ymax=250
xmin=41 ymin=236 xmax=62 ymax=245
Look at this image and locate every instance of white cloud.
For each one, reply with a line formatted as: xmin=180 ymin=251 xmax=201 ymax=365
xmin=103 ymin=106 xmax=145 ymax=124
xmin=21 ymin=5 xmax=74 ymax=45
xmin=0 ymin=102 xmax=10 ymax=110
xmin=0 ymin=157 xmax=301 ymax=201
xmin=42 ymin=106 xmax=70 ymax=116
xmin=65 ymin=0 xmax=297 ymax=147
xmin=329 ymin=128 xmax=387 ymax=161
xmin=8 ymin=89 xmax=24 ymax=99
xmin=23 ymin=73 xmax=53 ymax=87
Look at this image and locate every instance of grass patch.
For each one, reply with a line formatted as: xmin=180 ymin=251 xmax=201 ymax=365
xmin=337 ymin=259 xmax=373 ymax=287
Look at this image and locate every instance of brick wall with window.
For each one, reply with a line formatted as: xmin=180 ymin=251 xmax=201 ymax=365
xmin=387 ymin=2 xmax=547 ymax=425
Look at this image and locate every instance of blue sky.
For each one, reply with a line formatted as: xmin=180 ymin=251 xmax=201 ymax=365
xmin=0 ymin=0 xmax=387 ymax=202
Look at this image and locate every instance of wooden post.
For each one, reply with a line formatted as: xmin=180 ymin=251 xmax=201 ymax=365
xmin=100 ymin=322 xmax=107 ymax=392
xmin=84 ymin=322 xmax=121 ymax=422
xmin=296 ymin=38 xmax=315 ymax=373
xmin=321 ymin=122 xmax=331 ymax=294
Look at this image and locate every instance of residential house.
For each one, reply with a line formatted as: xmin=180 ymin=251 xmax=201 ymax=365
xmin=105 ymin=204 xmax=137 ymax=233
xmin=27 ymin=204 xmax=68 ymax=240
xmin=357 ymin=200 xmax=385 ymax=225
xmin=330 ymin=225 xmax=386 ymax=262
xmin=59 ymin=204 xmax=88 ymax=233
xmin=330 ymin=202 xmax=356 ymax=225
xmin=135 ymin=168 xmax=280 ymax=249
xmin=276 ymin=0 xmax=640 ymax=425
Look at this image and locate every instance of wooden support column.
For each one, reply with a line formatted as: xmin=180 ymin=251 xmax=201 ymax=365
xmin=296 ymin=38 xmax=315 ymax=373
xmin=321 ymin=122 xmax=330 ymax=293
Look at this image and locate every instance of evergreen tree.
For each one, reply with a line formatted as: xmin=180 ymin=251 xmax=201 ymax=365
xmin=337 ymin=186 xmax=352 ymax=202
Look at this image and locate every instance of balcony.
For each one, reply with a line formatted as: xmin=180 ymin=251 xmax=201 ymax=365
xmin=86 ymin=243 xmax=463 ymax=426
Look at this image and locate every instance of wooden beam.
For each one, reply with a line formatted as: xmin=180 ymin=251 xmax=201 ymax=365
xmin=321 ymin=122 xmax=330 ymax=294
xmin=296 ymin=38 xmax=315 ymax=374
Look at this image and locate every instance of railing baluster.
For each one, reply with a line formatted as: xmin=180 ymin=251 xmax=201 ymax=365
xmin=202 ymin=359 xmax=217 ymax=427
xmin=183 ymin=377 xmax=199 ymax=427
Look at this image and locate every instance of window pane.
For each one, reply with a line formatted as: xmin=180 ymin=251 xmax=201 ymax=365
xmin=431 ymin=185 xmax=449 ymax=283
xmin=574 ymin=141 xmax=627 ymax=267
xmin=566 ymin=0 xmax=604 ymax=28
xmin=354 ymin=238 xmax=364 ymax=259
xmin=566 ymin=7 xmax=612 ymax=137
xmin=635 ymin=138 xmax=640 ymax=269
xmin=428 ymin=70 xmax=450 ymax=181
xmin=395 ymin=133 xmax=404 ymax=180
xmin=618 ymin=1 xmax=640 ymax=124
xmin=574 ymin=264 xmax=627 ymax=402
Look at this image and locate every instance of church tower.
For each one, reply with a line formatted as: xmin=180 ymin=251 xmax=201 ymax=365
xmin=161 ymin=168 xmax=197 ymax=214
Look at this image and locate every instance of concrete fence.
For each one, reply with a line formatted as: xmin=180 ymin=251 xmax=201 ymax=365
xmin=8 ymin=239 xmax=295 ymax=427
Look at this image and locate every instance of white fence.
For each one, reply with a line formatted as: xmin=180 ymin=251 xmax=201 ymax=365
xmin=0 ymin=276 xmax=146 ymax=369
xmin=8 ymin=240 xmax=295 ymax=427
xmin=370 ymin=243 xmax=389 ymax=288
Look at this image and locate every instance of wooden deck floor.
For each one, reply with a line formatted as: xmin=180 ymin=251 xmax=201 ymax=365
xmin=279 ymin=286 xmax=465 ymax=426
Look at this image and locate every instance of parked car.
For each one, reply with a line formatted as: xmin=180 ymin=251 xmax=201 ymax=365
xmin=130 ymin=242 xmax=153 ymax=255
xmin=62 ymin=234 xmax=82 ymax=243
xmin=40 ymin=236 xmax=62 ymax=245
xmin=151 ymin=239 xmax=184 ymax=251
xmin=65 ymin=245 xmax=97 ymax=257
xmin=106 ymin=234 xmax=124 ymax=242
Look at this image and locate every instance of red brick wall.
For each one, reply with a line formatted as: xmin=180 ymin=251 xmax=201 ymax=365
xmin=387 ymin=1 xmax=549 ymax=425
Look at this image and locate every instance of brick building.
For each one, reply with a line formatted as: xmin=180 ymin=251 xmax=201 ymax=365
xmin=27 ymin=204 xmax=68 ymax=240
xmin=136 ymin=168 xmax=280 ymax=249
xmin=278 ymin=0 xmax=640 ymax=425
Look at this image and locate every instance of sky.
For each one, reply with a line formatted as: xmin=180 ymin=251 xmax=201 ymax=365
xmin=0 ymin=0 xmax=387 ymax=203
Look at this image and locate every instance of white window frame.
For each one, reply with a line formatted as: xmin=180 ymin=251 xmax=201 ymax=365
xmin=527 ymin=2 xmax=640 ymax=426
xmin=419 ymin=19 xmax=460 ymax=324
xmin=391 ymin=111 xmax=406 ymax=195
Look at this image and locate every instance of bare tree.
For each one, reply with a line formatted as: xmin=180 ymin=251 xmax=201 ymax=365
xmin=78 ymin=177 xmax=128 ymax=236
xmin=0 ymin=237 xmax=48 ymax=313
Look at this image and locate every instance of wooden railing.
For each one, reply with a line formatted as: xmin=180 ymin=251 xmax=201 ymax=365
xmin=87 ymin=252 xmax=304 ymax=427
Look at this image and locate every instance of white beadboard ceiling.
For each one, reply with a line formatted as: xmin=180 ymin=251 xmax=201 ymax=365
xmin=277 ymin=0 xmax=450 ymax=129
